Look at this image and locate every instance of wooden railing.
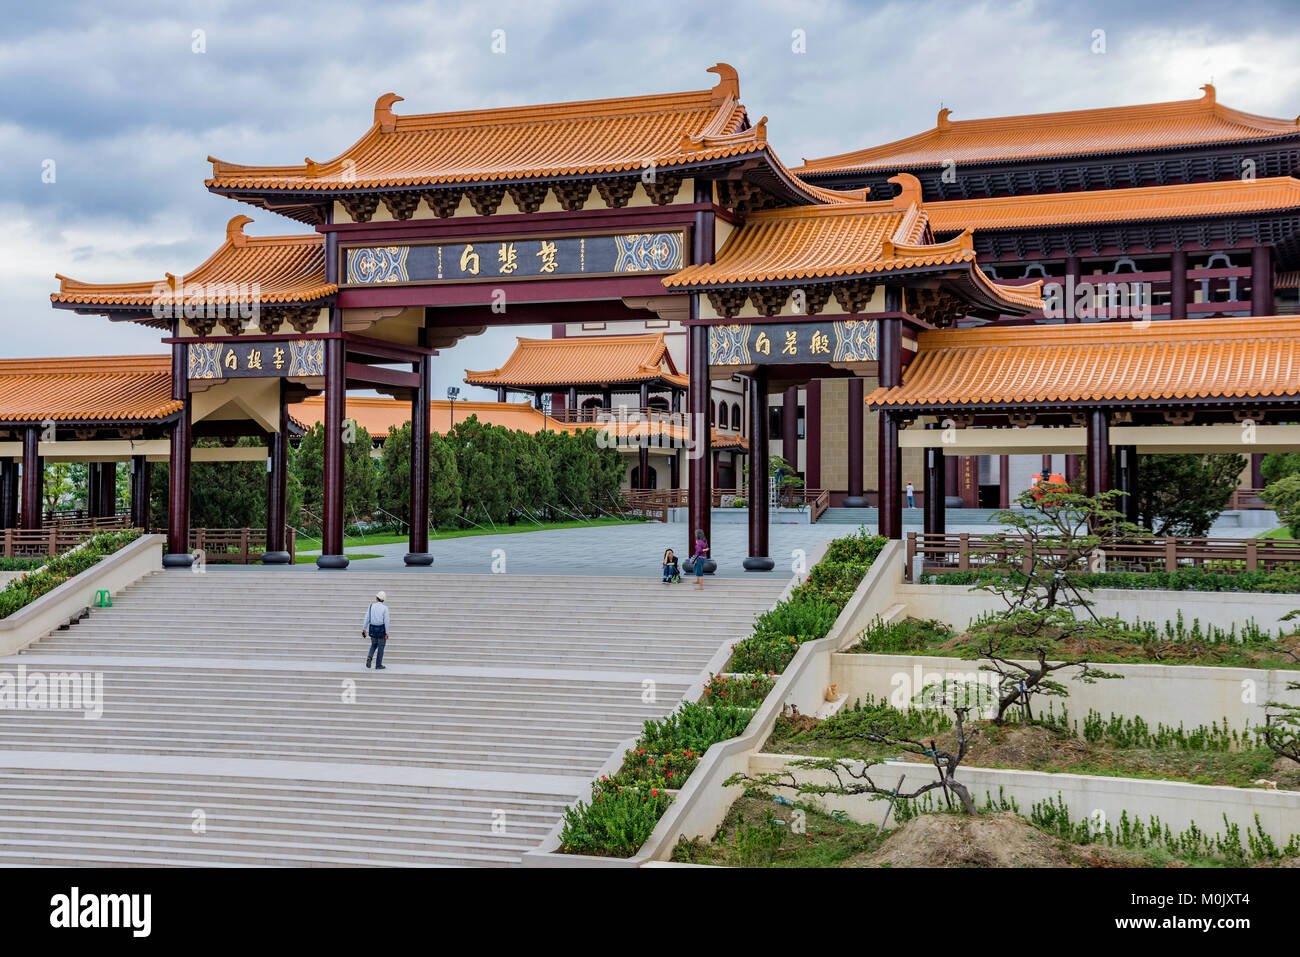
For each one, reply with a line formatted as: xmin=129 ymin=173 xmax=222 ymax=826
xmin=617 ymin=487 xmax=830 ymax=522
xmin=45 ymin=515 xmax=132 ymax=532
xmin=189 ymin=528 xmax=297 ymax=564
xmin=1229 ymin=488 xmax=1269 ymax=510
xmin=1 ymin=526 xmax=121 ymax=558
xmin=905 ymin=531 xmax=1300 ymax=582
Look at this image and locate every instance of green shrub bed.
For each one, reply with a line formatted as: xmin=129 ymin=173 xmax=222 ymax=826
xmin=557 ymin=530 xmax=886 ymax=858
xmin=923 ymin=566 xmax=1300 ymax=594
xmin=0 ymin=557 xmax=45 ymax=572
xmin=0 ymin=530 xmax=142 ymax=620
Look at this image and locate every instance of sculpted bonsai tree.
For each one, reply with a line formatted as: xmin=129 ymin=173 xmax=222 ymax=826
xmin=726 ymin=683 xmax=987 ymax=816
xmin=964 ymin=485 xmax=1137 ymax=724
xmin=1263 ymin=681 xmax=1300 ymax=766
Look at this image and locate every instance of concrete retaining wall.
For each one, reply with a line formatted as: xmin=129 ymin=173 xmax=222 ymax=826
xmin=832 ymin=652 xmax=1291 ymax=732
xmin=748 ymin=752 xmax=1300 ymax=848
xmin=0 ymin=535 xmax=164 ymax=657
xmin=897 ymin=582 xmax=1300 ymax=635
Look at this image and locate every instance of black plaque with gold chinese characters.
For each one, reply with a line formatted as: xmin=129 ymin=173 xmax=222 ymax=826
xmin=708 ymin=319 xmax=878 ymax=366
xmin=187 ymin=339 xmax=326 ymax=380
xmin=343 ymin=232 xmax=686 ymax=285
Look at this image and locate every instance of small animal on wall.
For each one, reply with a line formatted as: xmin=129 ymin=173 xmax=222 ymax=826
xmin=824 ymin=684 xmax=838 ymax=701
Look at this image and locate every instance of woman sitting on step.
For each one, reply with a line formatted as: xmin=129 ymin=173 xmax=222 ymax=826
xmin=662 ymin=548 xmax=680 ymax=584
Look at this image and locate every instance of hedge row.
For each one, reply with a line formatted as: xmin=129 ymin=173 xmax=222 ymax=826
xmin=0 ymin=530 xmax=142 ymax=619
xmin=558 ymin=530 xmax=886 ymax=858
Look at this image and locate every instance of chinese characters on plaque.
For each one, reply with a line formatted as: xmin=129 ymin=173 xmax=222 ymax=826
xmin=708 ymin=319 xmax=878 ymax=366
xmin=344 ymin=232 xmax=685 ymax=284
xmin=187 ymin=339 xmax=325 ymax=380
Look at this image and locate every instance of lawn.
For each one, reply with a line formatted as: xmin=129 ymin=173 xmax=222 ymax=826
xmin=295 ymin=516 xmax=645 ymax=551
xmin=293 ymin=553 xmax=381 ymax=564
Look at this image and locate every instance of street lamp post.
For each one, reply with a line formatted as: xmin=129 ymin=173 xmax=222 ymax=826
xmin=446 ymin=386 xmax=459 ymax=432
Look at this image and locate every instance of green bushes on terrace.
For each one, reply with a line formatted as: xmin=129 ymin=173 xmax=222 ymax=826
xmin=728 ymin=529 xmax=887 ymax=675
xmin=0 ymin=530 xmax=142 ymax=620
xmin=922 ymin=566 xmax=1300 ymax=594
xmin=557 ymin=530 xmax=886 ymax=858
xmin=0 ymin=557 xmax=45 ymax=572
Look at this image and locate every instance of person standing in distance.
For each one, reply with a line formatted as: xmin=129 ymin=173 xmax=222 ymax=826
xmin=364 ymin=591 xmax=390 ymax=670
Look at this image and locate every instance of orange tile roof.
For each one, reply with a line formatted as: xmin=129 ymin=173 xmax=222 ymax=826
xmin=464 ymin=334 xmax=686 ymax=388
xmin=797 ymin=85 xmax=1300 ymax=174
xmin=51 ymin=216 xmax=334 ymax=308
xmin=867 ymin=317 xmax=1300 ymax=410
xmin=0 ymin=355 xmax=180 ymax=423
xmin=664 ymin=177 xmax=1042 ymax=314
xmin=926 ymin=177 xmax=1300 ymax=232
xmin=208 ymin=65 xmax=816 ymax=197
xmin=290 ymin=396 xmax=587 ymax=437
xmin=1277 ymin=271 xmax=1299 ymax=290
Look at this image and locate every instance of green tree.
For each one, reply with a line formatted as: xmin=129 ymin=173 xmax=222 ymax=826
xmin=1135 ymin=453 xmax=1245 ymax=536
xmin=376 ymin=421 xmax=462 ymax=530
xmin=43 ymin=463 xmax=76 ymax=512
xmin=290 ymin=421 xmax=377 ymax=531
xmin=451 ymin=415 xmax=517 ymax=523
xmin=510 ymin=429 xmax=556 ymax=518
xmin=1262 ymin=473 xmax=1300 ymax=538
xmin=1261 ymin=452 xmax=1300 ymax=486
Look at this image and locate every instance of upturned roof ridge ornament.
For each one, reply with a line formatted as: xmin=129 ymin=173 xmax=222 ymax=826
xmin=374 ymin=93 xmax=404 ymax=132
xmin=707 ymin=63 xmax=740 ymax=106
xmin=937 ymin=107 xmax=953 ymax=130
xmin=1200 ymin=82 xmax=1216 ymax=106
xmin=225 ymin=215 xmax=254 ymax=248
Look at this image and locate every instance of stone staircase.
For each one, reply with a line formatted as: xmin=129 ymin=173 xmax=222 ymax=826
xmin=1 ymin=571 xmax=787 ymax=866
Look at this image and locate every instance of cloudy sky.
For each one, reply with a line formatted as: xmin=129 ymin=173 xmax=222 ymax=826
xmin=3 ymin=0 xmax=1298 ymax=398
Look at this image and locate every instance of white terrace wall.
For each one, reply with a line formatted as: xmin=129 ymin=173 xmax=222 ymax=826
xmin=747 ymin=753 xmax=1300 ymax=847
xmin=0 ymin=535 xmax=164 ymax=657
xmin=832 ymin=653 xmax=1289 ymax=733
xmin=898 ymin=582 xmax=1300 ymax=635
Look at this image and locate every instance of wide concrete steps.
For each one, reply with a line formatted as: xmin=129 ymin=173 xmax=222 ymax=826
xmin=0 ymin=569 xmax=789 ymax=866
xmin=0 ymin=769 xmax=573 ymax=867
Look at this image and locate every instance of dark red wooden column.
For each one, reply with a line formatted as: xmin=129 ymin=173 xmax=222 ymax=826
xmin=804 ymin=380 xmax=821 ymax=494
xmin=1064 ymin=255 xmax=1082 ymax=324
xmin=1251 ymin=243 xmax=1273 ymax=316
xmin=1169 ymin=248 xmax=1188 ymax=320
xmin=999 ymin=454 xmax=1010 ymax=508
xmin=1116 ymin=445 xmax=1139 ymax=527
xmin=406 ymin=342 xmax=433 ymax=566
xmin=744 ymin=366 xmax=774 ymax=571
xmin=877 ymin=290 xmax=903 ymax=539
xmin=86 ymin=462 xmax=101 ymax=519
xmin=163 ymin=340 xmax=193 ymax=567
xmin=638 ymin=382 xmax=651 ymax=489
xmin=318 ymin=333 xmax=348 ymax=569
xmin=20 ymin=426 xmax=41 ymax=530
xmin=130 ymin=455 xmax=150 ymax=530
xmin=263 ymin=381 xmax=291 ymax=564
xmin=782 ymin=386 xmax=798 ymax=468
xmin=844 ymin=377 xmax=866 ymax=507
xmin=1085 ymin=410 xmax=1111 ymax=499
xmin=0 ymin=458 xmax=17 ymax=530
xmin=686 ymin=179 xmax=714 ymax=561
xmin=923 ymin=424 xmax=946 ymax=536
xmin=99 ymin=462 xmax=117 ymax=518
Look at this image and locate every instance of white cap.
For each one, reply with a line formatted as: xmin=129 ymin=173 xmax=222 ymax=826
xmin=375 ymin=591 xmax=386 ymax=602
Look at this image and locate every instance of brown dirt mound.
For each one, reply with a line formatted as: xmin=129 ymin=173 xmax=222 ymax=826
xmin=851 ymin=812 xmax=1136 ymax=868
xmin=960 ymin=723 xmax=1088 ymax=769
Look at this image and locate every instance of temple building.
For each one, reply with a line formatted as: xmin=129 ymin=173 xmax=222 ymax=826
xmin=5 ymin=64 xmax=1295 ymax=570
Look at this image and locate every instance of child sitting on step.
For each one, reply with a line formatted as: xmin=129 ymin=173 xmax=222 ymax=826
xmin=662 ymin=548 xmax=681 ymax=584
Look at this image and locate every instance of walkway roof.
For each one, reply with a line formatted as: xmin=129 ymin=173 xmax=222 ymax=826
xmin=867 ymin=316 xmax=1300 ymax=412
xmin=465 ymin=334 xmax=686 ymax=390
xmin=0 ymin=356 xmax=180 ymax=426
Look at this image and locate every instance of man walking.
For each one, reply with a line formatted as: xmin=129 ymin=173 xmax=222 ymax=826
xmin=363 ymin=591 xmax=390 ymax=670
xmin=905 ymin=480 xmax=916 ymax=509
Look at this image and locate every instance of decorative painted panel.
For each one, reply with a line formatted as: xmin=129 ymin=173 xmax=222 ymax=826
xmin=342 ymin=231 xmax=685 ymax=285
xmin=708 ymin=319 xmax=878 ymax=366
xmin=188 ymin=338 xmax=325 ymax=380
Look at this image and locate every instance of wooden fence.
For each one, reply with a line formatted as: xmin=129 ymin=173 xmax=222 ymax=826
xmin=188 ymin=528 xmax=297 ymax=564
xmin=905 ymin=531 xmax=1300 ymax=581
xmin=617 ymin=487 xmax=829 ymax=523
